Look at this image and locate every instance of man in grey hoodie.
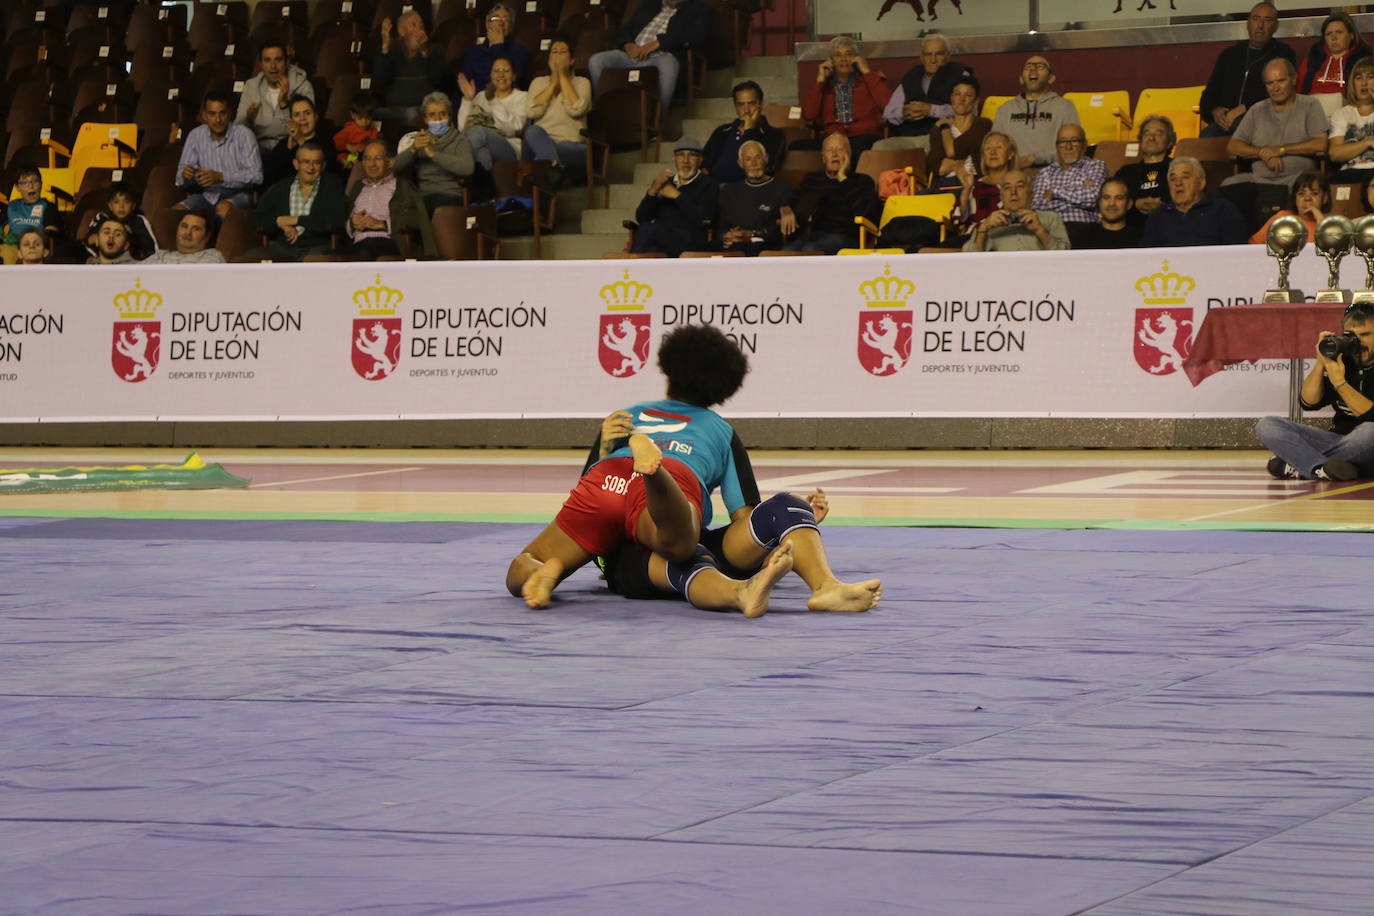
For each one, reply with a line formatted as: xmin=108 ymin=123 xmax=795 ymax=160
xmin=235 ymin=41 xmax=316 ymax=151
xmin=991 ymin=55 xmax=1080 ymax=170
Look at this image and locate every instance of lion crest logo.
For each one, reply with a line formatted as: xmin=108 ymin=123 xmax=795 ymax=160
xmin=1134 ymin=308 xmax=1194 ymax=375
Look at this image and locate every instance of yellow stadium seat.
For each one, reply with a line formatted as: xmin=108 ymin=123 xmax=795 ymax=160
xmin=1064 ymin=91 xmax=1131 ymax=147
xmin=981 ymin=96 xmax=1014 ymax=122
xmin=855 ymin=192 xmax=959 ymax=249
xmin=45 ymin=123 xmax=140 ymax=193
xmin=1117 ymin=86 xmax=1204 ymax=140
xmin=837 ymin=248 xmax=905 ymax=255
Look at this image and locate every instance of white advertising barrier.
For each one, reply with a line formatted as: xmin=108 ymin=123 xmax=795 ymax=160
xmin=0 ymin=247 xmax=1350 ymax=422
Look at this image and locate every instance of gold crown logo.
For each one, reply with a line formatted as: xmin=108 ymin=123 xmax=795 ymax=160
xmin=112 ymin=279 xmax=163 ymax=319
xmin=354 ymin=274 xmax=404 ymax=315
xmin=859 ymin=265 xmax=915 ymax=308
xmin=600 ymin=270 xmax=653 ymax=311
xmin=1136 ymin=260 xmax=1195 ymax=305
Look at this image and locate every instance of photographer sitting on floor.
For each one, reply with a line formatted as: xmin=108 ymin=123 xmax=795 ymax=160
xmin=1255 ymin=303 xmax=1374 ymax=481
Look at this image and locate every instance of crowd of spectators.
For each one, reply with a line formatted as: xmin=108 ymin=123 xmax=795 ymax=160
xmin=7 ymin=1 xmax=1374 ymax=264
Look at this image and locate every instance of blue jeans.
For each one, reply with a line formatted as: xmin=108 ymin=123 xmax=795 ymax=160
xmin=589 ymin=49 xmax=681 ymax=108
xmin=522 ymin=126 xmax=587 ymax=167
xmin=465 ymin=126 xmax=517 ymax=172
xmin=1254 ymin=416 xmax=1374 ymax=477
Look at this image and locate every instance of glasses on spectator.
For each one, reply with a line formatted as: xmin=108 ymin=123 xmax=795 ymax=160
xmin=1023 ymin=62 xmax=1050 ymax=71
xmin=17 ymin=177 xmax=41 ymax=186
xmin=1056 ymin=138 xmax=1085 ymax=146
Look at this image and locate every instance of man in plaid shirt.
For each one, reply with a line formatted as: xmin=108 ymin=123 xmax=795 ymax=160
xmin=1031 ymin=123 xmax=1105 ymax=247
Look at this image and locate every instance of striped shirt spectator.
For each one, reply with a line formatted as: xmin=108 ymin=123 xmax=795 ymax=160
xmin=177 ymin=92 xmax=263 ymax=213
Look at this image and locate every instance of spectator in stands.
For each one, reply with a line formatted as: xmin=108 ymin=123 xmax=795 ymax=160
xmin=522 ymin=39 xmax=591 ymax=178
xmin=589 ymin=0 xmax=711 ymax=112
xmin=1249 ymin=169 xmax=1328 ymax=244
xmin=1328 ymin=57 xmax=1374 ymax=184
xmin=1200 ymin=2 xmax=1295 ymax=137
xmin=954 ymin=130 xmax=1017 ymax=237
xmin=460 ymin=3 xmax=531 ymax=92
xmin=1114 ymin=114 xmax=1174 ymax=216
xmin=236 ymin=40 xmax=315 ymax=150
xmin=717 ymin=140 xmax=791 ymax=255
xmin=14 ymin=228 xmax=49 ymax=265
xmin=1296 ymin=11 xmax=1370 ymax=118
xmin=176 ymin=91 xmax=263 ymax=218
xmin=927 ymin=76 xmax=990 ymax=191
xmin=963 ymin=169 xmax=1070 ymax=252
xmin=457 ymin=58 xmax=528 ymax=170
xmin=880 ymin=34 xmax=971 ymax=142
xmin=991 ymin=55 xmax=1079 ymax=170
xmin=1222 ymin=58 xmax=1328 ymax=230
xmin=83 ymin=181 xmax=156 ymax=261
xmin=249 ymin=141 xmax=349 ymax=261
xmin=86 ymin=217 xmax=136 ymax=264
xmin=1076 ymin=179 xmax=1144 ymax=249
xmin=375 ymin=10 xmax=450 ymax=124
xmin=630 ymin=137 xmax=718 ymax=257
xmin=1140 ymin=156 xmax=1248 ymax=247
xmin=346 ymin=138 xmax=437 ymax=260
xmin=334 ymin=92 xmax=380 ymax=168
xmin=797 ymin=36 xmax=891 ymax=158
xmin=393 ymin=92 xmax=477 ymax=214
xmin=1031 ymin=123 xmax=1105 ymax=246
xmin=142 ymin=211 xmax=226 ymax=264
xmin=2 ymin=165 xmax=60 ymax=265
xmin=702 ymin=81 xmax=787 ymax=183
xmin=263 ymin=95 xmax=340 ymax=188
xmin=780 ymin=133 xmax=880 ymax=254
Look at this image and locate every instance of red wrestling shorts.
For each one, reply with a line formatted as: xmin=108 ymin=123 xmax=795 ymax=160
xmin=554 ymin=456 xmax=704 ymax=557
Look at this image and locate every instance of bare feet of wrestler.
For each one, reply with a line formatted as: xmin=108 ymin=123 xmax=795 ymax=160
xmin=521 ymin=555 xmax=565 ymax=609
xmin=738 ymin=541 xmax=794 ymax=619
xmin=807 ymin=576 xmax=883 ymax=612
xmin=629 ymin=433 xmax=662 ymax=475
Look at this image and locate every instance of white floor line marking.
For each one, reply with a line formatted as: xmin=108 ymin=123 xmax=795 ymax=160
xmin=756 ymin=469 xmax=903 ymax=489
xmin=247 ymin=467 xmax=426 ymax=489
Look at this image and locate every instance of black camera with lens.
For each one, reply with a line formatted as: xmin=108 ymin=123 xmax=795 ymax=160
xmin=1319 ymin=330 xmax=1361 ymax=363
xmin=1007 ymin=211 xmax=1022 ymax=225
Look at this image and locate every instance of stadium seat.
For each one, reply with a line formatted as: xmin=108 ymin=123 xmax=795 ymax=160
xmin=1330 ymin=183 xmax=1366 ymax=220
xmin=1091 ymin=139 xmax=1137 ymax=177
xmin=1064 ymin=90 xmax=1130 ymax=147
xmin=432 ymin=204 xmax=500 ymax=259
xmin=855 ymin=192 xmax=957 ymax=249
xmin=855 ymin=148 xmax=930 ymax=190
xmin=1116 ymin=86 xmax=1204 ymax=140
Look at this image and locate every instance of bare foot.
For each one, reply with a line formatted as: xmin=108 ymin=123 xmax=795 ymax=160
xmin=521 ymin=556 xmax=565 ymax=609
xmin=739 ymin=542 xmax=794 ymax=619
xmin=807 ymin=578 xmax=882 ymax=612
xmin=628 ymin=433 xmax=662 ymax=475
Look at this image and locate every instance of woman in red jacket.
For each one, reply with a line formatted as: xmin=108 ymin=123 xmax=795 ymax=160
xmin=797 ymin=36 xmax=892 ymax=158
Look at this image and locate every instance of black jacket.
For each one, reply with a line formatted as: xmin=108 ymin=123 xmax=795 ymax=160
xmin=1199 ymin=39 xmax=1297 ymax=127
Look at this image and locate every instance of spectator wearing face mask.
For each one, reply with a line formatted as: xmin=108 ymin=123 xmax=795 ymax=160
xmin=393 ymin=91 xmax=477 ymax=213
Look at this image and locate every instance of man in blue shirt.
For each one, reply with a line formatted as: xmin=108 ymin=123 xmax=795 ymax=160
xmin=1139 ymin=157 xmax=1248 ymax=247
xmin=176 ymin=91 xmax=263 ymax=217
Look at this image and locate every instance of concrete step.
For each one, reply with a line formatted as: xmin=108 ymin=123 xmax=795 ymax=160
xmin=745 ymin=75 xmax=799 ymax=105
xmin=689 ymin=97 xmax=737 ymax=120
xmin=633 ymin=160 xmax=676 ymax=185
xmin=702 ymin=67 xmax=737 ymax=96
xmin=581 ymin=207 xmax=637 ymax=234
xmin=737 ymin=55 xmax=799 ymax=79
xmin=608 ymin=182 xmax=647 ymax=209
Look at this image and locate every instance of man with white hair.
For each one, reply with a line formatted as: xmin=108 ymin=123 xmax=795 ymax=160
xmin=781 ymin=133 xmax=880 ymax=254
xmin=716 ymin=140 xmax=792 ymax=255
xmin=374 ymin=10 xmax=449 ymax=123
xmin=881 ymin=34 xmax=972 ymax=139
xmin=1140 ymin=157 xmax=1248 ymax=246
xmin=589 ymin=0 xmax=711 ymax=110
xmin=963 ymin=169 xmax=1070 ymax=252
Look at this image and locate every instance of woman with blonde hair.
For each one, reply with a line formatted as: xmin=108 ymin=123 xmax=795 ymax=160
xmin=1329 ymin=56 xmax=1374 ymax=183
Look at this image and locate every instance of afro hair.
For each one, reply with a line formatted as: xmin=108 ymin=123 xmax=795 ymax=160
xmin=657 ymin=324 xmax=749 ymax=407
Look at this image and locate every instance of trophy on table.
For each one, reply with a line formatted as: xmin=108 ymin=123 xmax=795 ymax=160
xmin=1351 ymin=214 xmax=1374 ymax=305
xmin=1263 ymin=214 xmax=1307 ymax=302
xmin=1314 ymin=214 xmax=1355 ymax=303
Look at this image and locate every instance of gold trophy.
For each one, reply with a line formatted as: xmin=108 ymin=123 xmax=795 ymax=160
xmin=1351 ymin=214 xmax=1374 ymax=305
xmin=1314 ymin=214 xmax=1355 ymax=303
xmin=1262 ymin=214 xmax=1307 ymax=302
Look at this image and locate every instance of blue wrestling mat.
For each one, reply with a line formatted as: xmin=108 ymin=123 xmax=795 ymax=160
xmin=3 ymin=519 xmax=1374 ymax=914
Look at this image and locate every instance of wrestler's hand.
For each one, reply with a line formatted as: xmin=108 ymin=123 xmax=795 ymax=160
xmin=600 ymin=410 xmax=635 ymax=458
xmin=805 ymin=488 xmax=829 ymax=524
